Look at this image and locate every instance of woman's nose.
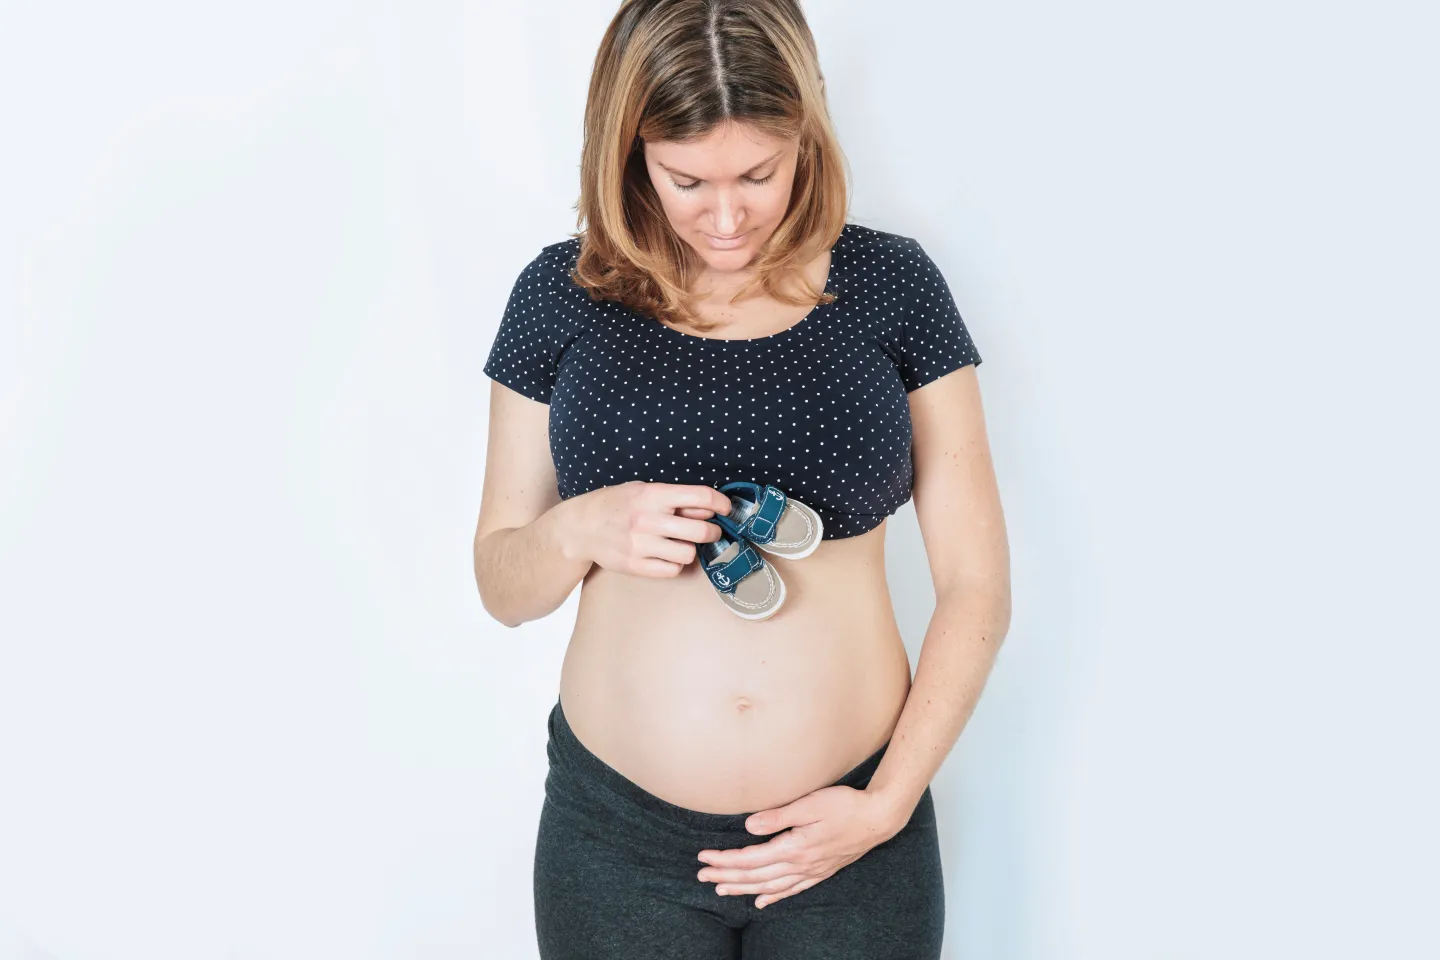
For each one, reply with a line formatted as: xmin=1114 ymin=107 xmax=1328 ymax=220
xmin=711 ymin=189 xmax=742 ymax=234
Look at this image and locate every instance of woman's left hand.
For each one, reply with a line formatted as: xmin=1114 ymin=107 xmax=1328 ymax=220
xmin=695 ymin=784 xmax=905 ymax=909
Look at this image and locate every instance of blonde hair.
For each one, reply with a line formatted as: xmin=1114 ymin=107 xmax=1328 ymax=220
xmin=570 ymin=0 xmax=851 ymax=334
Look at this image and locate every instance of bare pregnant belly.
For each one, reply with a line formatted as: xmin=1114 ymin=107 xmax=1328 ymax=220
xmin=557 ymin=522 xmax=914 ymax=815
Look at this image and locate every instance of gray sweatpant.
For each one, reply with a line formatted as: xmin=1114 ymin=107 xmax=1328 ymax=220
xmin=533 ymin=696 xmax=945 ymax=959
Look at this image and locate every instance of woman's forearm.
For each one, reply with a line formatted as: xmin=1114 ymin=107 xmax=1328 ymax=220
xmin=474 ymin=497 xmax=594 ymax=627
xmin=865 ymin=581 xmax=1011 ymax=829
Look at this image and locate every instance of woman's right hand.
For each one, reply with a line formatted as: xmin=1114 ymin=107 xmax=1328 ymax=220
xmin=560 ymin=480 xmax=734 ymax=578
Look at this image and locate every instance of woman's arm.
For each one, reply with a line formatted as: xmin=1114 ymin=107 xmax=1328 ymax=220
xmin=473 ymin=379 xmax=593 ymax=627
xmin=867 ymin=364 xmax=1013 ymax=827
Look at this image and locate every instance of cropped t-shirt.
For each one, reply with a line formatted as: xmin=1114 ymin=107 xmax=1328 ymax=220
xmin=482 ymin=221 xmax=983 ymax=540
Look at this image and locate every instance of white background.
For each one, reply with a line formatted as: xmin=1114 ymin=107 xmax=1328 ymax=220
xmin=2 ymin=1 xmax=1436 ymax=957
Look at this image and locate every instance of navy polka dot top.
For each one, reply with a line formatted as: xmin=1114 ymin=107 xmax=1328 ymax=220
xmin=483 ymin=221 xmax=983 ymax=539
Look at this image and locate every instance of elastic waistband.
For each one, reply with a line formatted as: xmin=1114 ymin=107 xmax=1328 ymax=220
xmin=547 ymin=695 xmax=891 ymax=833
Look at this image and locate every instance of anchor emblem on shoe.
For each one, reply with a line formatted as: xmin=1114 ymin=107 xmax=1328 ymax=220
xmin=697 ymin=511 xmax=786 ymax=621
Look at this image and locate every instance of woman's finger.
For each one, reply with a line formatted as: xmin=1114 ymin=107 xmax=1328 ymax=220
xmin=756 ymin=876 xmax=822 ymax=908
xmin=637 ymin=531 xmax=699 ymax=566
xmin=701 ymin=860 xmax=798 ymax=887
xmin=717 ymin=873 xmax=805 ymax=897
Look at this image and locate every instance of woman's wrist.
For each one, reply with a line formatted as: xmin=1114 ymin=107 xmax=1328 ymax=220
xmin=865 ymin=782 xmax=923 ymax=838
xmin=545 ymin=493 xmax=593 ymax=567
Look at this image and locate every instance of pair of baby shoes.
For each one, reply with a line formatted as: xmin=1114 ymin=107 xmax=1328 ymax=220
xmin=696 ymin=481 xmax=825 ymax=621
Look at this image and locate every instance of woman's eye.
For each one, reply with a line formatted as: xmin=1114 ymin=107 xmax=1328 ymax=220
xmin=670 ymin=174 xmax=774 ymax=193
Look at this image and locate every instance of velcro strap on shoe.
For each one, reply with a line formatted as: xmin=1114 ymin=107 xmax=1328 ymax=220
xmin=705 ymin=540 xmax=762 ymax=594
xmin=737 ymin=484 xmax=787 ymax=544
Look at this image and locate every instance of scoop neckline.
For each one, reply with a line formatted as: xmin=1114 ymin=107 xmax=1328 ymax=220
xmin=649 ymin=223 xmax=849 ymax=346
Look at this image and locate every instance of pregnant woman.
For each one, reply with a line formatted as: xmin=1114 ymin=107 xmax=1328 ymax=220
xmin=473 ymin=2 xmax=1011 ymax=957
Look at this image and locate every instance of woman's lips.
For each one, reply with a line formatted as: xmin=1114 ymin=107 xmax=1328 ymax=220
xmin=704 ymin=231 xmax=748 ymax=250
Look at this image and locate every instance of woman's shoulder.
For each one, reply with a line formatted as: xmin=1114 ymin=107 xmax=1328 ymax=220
xmin=512 ymin=234 xmax=584 ymax=283
xmin=835 ymin=221 xmax=949 ymax=301
xmin=839 ymin=220 xmax=928 ymax=262
xmin=503 ymin=235 xmax=597 ymax=314
xmin=495 ymin=235 xmax=602 ymax=341
xmin=485 ymin=237 xmax=596 ymax=402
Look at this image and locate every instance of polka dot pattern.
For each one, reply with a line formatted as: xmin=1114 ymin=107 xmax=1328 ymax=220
xmin=483 ymin=222 xmax=983 ymax=539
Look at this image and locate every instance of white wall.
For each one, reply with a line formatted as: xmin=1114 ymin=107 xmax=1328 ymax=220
xmin=1 ymin=1 xmax=1434 ymax=958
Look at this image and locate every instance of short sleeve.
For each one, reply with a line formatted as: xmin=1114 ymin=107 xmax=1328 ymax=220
xmin=896 ymin=237 xmax=983 ymax=391
xmin=482 ymin=248 xmax=581 ymax=404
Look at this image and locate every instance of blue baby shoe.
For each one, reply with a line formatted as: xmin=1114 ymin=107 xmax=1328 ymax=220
xmin=717 ymin=481 xmax=824 ymax=560
xmin=697 ymin=515 xmax=787 ymax=620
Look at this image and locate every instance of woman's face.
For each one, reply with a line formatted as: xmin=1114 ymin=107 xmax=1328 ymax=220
xmin=642 ymin=120 xmax=798 ymax=275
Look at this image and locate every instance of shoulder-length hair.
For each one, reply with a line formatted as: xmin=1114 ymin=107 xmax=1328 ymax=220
xmin=570 ymin=0 xmax=850 ymax=334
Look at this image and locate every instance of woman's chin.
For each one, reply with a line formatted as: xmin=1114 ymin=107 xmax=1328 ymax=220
xmin=694 ymin=240 xmax=760 ymax=272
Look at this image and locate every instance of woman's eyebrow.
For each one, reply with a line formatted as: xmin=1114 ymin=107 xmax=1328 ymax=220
xmin=656 ymin=150 xmax=782 ymax=181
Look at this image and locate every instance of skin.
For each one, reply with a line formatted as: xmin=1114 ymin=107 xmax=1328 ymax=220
xmin=641 ymin=119 xmax=807 ymax=310
xmin=474 ymin=119 xmax=1011 ymax=910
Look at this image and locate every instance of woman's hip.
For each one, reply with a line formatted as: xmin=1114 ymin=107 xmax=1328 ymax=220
xmin=537 ymin=695 xmax=934 ymax=852
xmin=534 ymin=696 xmax=944 ymax=953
